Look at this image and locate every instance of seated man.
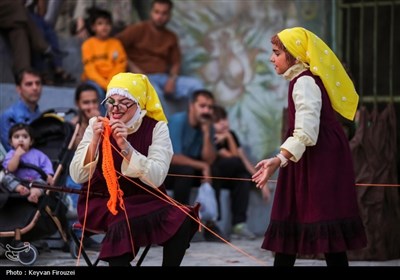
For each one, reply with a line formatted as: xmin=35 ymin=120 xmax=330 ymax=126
xmin=115 ymin=0 xmax=203 ymax=117
xmin=165 ymin=89 xmax=255 ymax=241
xmin=165 ymin=89 xmax=225 ymax=241
xmin=0 ymin=68 xmax=43 ymax=152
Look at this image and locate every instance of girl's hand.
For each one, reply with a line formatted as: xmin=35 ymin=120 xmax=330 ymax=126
xmin=27 ymin=188 xmax=42 ymax=204
xmin=109 ymin=120 xmax=128 ymax=149
xmin=15 ymin=185 xmax=30 ymax=196
xmin=92 ymin=116 xmax=106 ymax=143
xmin=14 ymin=146 xmax=27 ymax=157
xmin=252 ymin=158 xmax=280 ymax=188
xmin=214 ymin=132 xmax=227 ymax=144
xmin=164 ymin=78 xmax=176 ymax=97
xmin=47 ymin=175 xmax=54 ymax=186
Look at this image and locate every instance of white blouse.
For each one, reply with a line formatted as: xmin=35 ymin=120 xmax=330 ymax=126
xmin=69 ymin=111 xmax=173 ymax=188
xmin=280 ymin=63 xmax=322 ymax=162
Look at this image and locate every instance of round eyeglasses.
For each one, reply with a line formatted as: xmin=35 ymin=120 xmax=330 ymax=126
xmin=104 ymin=98 xmax=136 ymax=112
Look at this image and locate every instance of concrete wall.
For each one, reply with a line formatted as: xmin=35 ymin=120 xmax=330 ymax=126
xmin=0 ymin=83 xmax=76 ymax=115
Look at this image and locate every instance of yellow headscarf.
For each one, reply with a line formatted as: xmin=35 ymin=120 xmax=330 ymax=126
xmin=278 ymin=27 xmax=359 ymax=120
xmin=106 ymin=73 xmax=167 ymax=122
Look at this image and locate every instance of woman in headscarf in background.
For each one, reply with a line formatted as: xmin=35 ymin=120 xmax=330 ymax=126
xmin=252 ymin=27 xmax=367 ymax=266
xmin=69 ymin=73 xmax=198 ymax=266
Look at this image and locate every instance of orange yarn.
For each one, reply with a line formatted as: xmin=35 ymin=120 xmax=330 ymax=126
xmin=101 ymin=118 xmax=124 ymax=215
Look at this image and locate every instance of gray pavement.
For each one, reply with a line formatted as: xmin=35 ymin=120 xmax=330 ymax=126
xmin=1 ymin=237 xmax=400 ymax=267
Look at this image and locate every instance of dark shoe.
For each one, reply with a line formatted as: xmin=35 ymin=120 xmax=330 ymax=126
xmin=41 ymin=72 xmax=55 ymax=86
xmin=203 ymin=221 xmax=229 ymax=242
xmin=54 ymin=70 xmax=76 ymax=85
xmin=43 ymin=47 xmax=68 ymax=60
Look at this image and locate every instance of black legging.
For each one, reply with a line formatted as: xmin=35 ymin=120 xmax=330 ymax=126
xmin=162 ymin=216 xmax=193 ymax=266
xmin=164 ymin=165 xmax=201 ymax=204
xmin=108 ymin=217 xmax=194 ymax=266
xmin=274 ymin=252 xmax=349 ymax=267
xmin=211 ymin=157 xmax=251 ymax=225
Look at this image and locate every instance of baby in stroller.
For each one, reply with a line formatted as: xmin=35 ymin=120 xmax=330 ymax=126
xmin=0 ymin=124 xmax=55 ymax=265
xmin=0 ymin=112 xmax=74 ymax=265
xmin=2 ymin=123 xmax=54 ymax=203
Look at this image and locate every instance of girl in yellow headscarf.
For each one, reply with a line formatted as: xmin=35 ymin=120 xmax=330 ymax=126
xmin=69 ymin=73 xmax=198 ymax=266
xmin=252 ymin=27 xmax=367 ymax=266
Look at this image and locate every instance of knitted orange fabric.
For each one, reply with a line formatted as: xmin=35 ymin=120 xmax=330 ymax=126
xmin=102 ymin=118 xmax=124 ymax=215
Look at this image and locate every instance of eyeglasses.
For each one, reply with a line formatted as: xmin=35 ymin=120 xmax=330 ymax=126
xmin=105 ymin=98 xmax=136 ymax=112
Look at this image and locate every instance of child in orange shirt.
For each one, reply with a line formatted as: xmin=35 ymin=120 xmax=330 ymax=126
xmin=81 ymin=8 xmax=127 ymax=105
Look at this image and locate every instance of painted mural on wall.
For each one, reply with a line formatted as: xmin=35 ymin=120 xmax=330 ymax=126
xmin=170 ymin=0 xmax=330 ymax=163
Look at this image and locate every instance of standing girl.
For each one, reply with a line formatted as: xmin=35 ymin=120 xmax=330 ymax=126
xmin=252 ymin=27 xmax=367 ymax=266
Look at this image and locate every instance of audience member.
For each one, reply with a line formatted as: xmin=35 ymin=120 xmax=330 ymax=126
xmin=81 ymin=8 xmax=127 ymax=113
xmin=208 ymin=105 xmax=258 ymax=239
xmin=116 ymin=0 xmax=203 ymax=117
xmin=1 ymin=123 xmax=54 ymax=204
xmin=165 ymin=89 xmax=225 ymax=241
xmin=43 ymin=0 xmax=65 ymax=28
xmin=66 ymin=82 xmax=101 ymax=211
xmin=25 ymin=0 xmax=75 ymax=85
xmin=72 ymin=0 xmax=135 ymax=40
xmin=212 ymin=105 xmax=269 ymax=239
xmin=0 ymin=1 xmax=52 ymax=75
xmin=0 ymin=69 xmax=43 ymax=151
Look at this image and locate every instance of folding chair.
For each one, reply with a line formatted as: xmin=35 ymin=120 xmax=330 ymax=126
xmin=69 ymin=222 xmax=150 ymax=266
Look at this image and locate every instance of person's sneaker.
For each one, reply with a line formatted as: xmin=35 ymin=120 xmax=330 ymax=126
xmin=232 ymin=223 xmax=256 ymax=240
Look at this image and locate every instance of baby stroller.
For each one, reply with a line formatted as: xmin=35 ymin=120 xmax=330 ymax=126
xmin=0 ymin=108 xmax=76 ymax=265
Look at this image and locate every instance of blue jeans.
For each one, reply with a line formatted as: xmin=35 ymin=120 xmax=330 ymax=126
xmin=66 ymin=175 xmax=81 ymax=210
xmin=147 ymin=74 xmax=204 ymax=118
xmin=29 ymin=12 xmax=62 ymax=69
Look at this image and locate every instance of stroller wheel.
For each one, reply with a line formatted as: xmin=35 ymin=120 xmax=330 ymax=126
xmin=18 ymin=245 xmax=38 ymax=266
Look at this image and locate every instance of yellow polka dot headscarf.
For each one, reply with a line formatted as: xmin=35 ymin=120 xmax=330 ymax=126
xmin=106 ymin=73 xmax=167 ymax=122
xmin=278 ymin=27 xmax=359 ymax=120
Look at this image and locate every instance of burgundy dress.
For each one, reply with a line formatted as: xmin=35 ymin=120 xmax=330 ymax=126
xmin=77 ymin=116 xmax=198 ymax=260
xmin=262 ymin=70 xmax=367 ymax=254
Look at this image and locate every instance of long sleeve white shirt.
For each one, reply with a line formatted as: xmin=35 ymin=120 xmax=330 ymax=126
xmin=69 ymin=112 xmax=173 ymax=188
xmin=280 ymin=64 xmax=322 ymax=162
